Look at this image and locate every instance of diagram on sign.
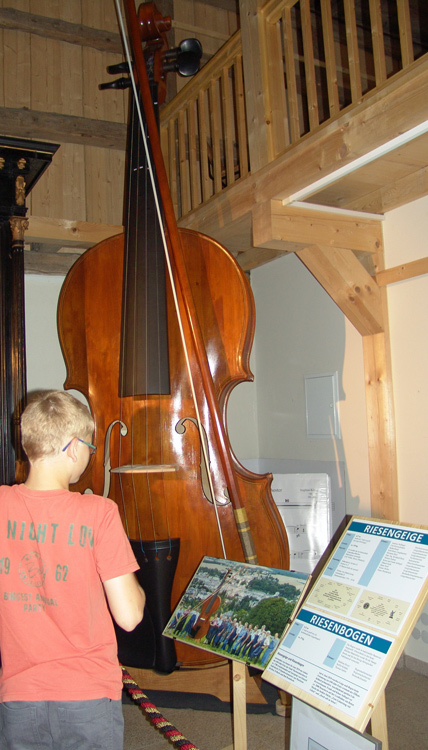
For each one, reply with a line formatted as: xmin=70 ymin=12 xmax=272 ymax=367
xmin=306 ymin=579 xmax=360 ymax=616
xmin=351 ymin=591 xmax=408 ymax=633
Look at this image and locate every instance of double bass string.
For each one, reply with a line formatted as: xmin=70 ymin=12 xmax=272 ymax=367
xmin=119 ymin=67 xmax=174 ymax=560
xmin=117 ymin=94 xmax=135 ymax=545
xmin=115 ymin=0 xmax=228 ymax=561
xmin=120 ymin=89 xmax=160 ymax=558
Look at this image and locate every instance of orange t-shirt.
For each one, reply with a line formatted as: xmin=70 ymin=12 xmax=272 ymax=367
xmin=0 ymin=484 xmax=139 ymax=701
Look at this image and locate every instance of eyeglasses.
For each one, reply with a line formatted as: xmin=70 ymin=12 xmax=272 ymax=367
xmin=62 ymin=438 xmax=97 ymax=455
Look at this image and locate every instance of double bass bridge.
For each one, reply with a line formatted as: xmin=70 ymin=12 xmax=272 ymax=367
xmin=102 ymin=418 xmax=177 ymax=497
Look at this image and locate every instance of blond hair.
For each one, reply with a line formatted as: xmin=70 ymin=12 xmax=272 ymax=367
xmin=21 ymin=390 xmax=94 ymax=461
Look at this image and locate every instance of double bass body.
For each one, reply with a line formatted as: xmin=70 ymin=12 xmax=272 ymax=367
xmin=58 ymin=226 xmax=289 ymax=667
xmin=57 ymin=0 xmax=289 ymax=671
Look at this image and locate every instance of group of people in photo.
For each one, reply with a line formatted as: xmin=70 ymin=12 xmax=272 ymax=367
xmin=169 ymin=608 xmax=280 ymax=667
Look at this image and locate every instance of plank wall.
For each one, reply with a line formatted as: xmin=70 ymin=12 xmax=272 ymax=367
xmin=0 ymin=0 xmax=126 ymax=226
xmin=0 ymin=0 xmax=237 ymax=231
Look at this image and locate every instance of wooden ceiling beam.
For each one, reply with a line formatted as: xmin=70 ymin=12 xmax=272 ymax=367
xmin=0 ymin=107 xmax=126 ymax=151
xmin=296 ymin=244 xmax=384 ymax=336
xmin=0 ymin=8 xmax=122 ymax=52
xmin=376 ymin=256 xmax=428 ymax=287
xmin=25 ymin=216 xmax=123 ymax=249
xmin=252 ymin=200 xmax=383 ymax=255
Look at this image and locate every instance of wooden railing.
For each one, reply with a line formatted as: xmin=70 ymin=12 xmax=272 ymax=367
xmin=160 ymin=0 xmax=426 ymax=219
xmin=160 ymin=32 xmax=248 ymax=219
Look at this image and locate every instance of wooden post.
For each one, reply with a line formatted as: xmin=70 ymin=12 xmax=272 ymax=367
xmin=370 ymin=690 xmax=389 ymax=749
xmin=222 ymin=660 xmax=248 ymax=750
xmin=362 ymin=252 xmax=399 ymax=522
xmin=232 ymin=660 xmax=247 ymax=750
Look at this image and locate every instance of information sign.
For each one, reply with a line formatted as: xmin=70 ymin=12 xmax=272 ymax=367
xmin=262 ymin=517 xmax=428 ymax=731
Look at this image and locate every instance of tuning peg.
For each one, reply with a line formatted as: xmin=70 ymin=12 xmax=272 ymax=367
xmin=99 ymin=77 xmax=132 ymax=90
xmin=162 ymin=39 xmax=203 ymax=77
xmin=106 ymin=61 xmax=132 ymax=75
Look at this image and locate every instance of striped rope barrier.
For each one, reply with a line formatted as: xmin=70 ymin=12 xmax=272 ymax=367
xmin=121 ymin=665 xmax=200 ymax=750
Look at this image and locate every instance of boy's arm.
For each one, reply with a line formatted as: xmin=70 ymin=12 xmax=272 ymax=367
xmin=103 ymin=573 xmax=146 ymax=632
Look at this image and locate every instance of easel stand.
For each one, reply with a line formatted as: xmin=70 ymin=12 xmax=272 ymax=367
xmin=223 ymin=674 xmax=390 ymax=750
xmin=221 ymin=660 xmax=247 ymax=750
xmin=369 ymin=691 xmax=388 ymax=750
xmin=130 ymin=660 xmax=268 ymax=750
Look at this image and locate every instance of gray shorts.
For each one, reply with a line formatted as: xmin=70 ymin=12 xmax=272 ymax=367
xmin=0 ymin=698 xmax=124 ymax=750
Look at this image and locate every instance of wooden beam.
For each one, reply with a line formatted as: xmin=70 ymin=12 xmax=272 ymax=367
xmin=235 ymin=245 xmax=287 ymax=270
xmin=0 ymin=8 xmax=122 ymax=52
xmin=376 ymin=256 xmax=428 ymax=286
xmin=26 ymin=216 xmax=122 ymax=248
xmin=252 ymin=201 xmax=383 ymax=255
xmin=296 ymin=245 xmax=383 ymax=336
xmin=363 ymin=330 xmax=398 ymax=521
xmin=24 ymin=251 xmax=81 ymax=276
xmin=182 ymin=0 xmax=238 ymax=12
xmin=0 ymin=107 xmax=126 ymax=150
xmin=362 ymin=274 xmax=399 ymax=522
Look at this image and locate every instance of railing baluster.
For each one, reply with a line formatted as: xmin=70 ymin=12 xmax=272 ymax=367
xmin=168 ymin=117 xmax=179 ymax=217
xmin=262 ymin=10 xmax=290 ymax=157
xmin=178 ymin=108 xmax=190 ymax=216
xmin=369 ymin=0 xmax=387 ymax=86
xmin=343 ymin=0 xmax=362 ymax=102
xmin=397 ymin=0 xmax=414 ymax=68
xmin=198 ymin=88 xmax=211 ymax=204
xmin=234 ymin=53 xmax=249 ymax=180
xmin=160 ymin=123 xmax=169 ymax=185
xmin=221 ymin=66 xmax=235 ymax=186
xmin=282 ymin=7 xmax=300 ymax=142
xmin=187 ymin=99 xmax=199 ymax=210
xmin=301 ymin=0 xmax=319 ymax=131
xmin=209 ymin=78 xmax=223 ymax=194
xmin=320 ymin=0 xmax=339 ymax=117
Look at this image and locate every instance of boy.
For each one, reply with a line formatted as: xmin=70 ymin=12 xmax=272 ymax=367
xmin=0 ymin=390 xmax=145 ymax=749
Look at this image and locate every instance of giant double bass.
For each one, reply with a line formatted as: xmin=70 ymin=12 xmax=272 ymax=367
xmin=58 ymin=0 xmax=289 ymax=673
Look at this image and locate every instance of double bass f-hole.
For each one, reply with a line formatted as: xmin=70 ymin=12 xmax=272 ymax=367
xmin=175 ymin=417 xmax=230 ymax=507
xmin=102 ymin=419 xmax=128 ymax=498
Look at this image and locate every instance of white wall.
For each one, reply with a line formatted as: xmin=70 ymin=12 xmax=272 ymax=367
xmin=25 ymin=275 xmax=67 ymax=395
xmin=383 ymin=196 xmax=428 ymax=528
xmin=382 ymin=195 xmax=428 ymax=666
xmin=228 ymin=252 xmax=371 ymax=517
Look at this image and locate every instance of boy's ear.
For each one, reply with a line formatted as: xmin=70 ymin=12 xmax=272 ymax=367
xmin=64 ymin=438 xmax=78 ymax=463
